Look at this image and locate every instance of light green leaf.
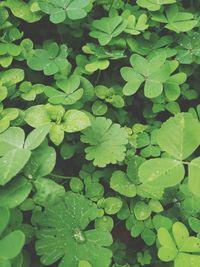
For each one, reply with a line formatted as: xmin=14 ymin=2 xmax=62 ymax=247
xmin=188 ymin=157 xmax=200 ymax=196
xmin=138 ymin=158 xmax=185 ymax=188
xmin=0 ymin=148 xmax=31 ymax=185
xmin=110 ymin=170 xmax=136 ymax=197
xmin=134 ymin=201 xmax=151 ymax=221
xmin=0 ymin=127 xmax=25 ymax=156
xmin=24 ymin=124 xmax=50 ymax=150
xmin=62 ymin=110 xmax=91 ymax=133
xmin=25 ymin=105 xmax=50 ymax=128
xmin=157 ymin=113 xmax=200 ymax=160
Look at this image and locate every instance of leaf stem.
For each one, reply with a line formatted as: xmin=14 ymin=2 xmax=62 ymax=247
xmin=49 ymin=173 xmax=72 ymax=180
xmin=182 ymin=161 xmax=190 ymax=165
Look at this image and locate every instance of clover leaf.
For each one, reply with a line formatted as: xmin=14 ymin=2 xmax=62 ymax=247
xmin=90 ymin=16 xmax=127 ymax=46
xmin=4 ymin=0 xmax=43 ymax=22
xmin=121 ymin=52 xmax=171 ymax=98
xmin=0 ymin=107 xmax=20 ymax=133
xmin=123 ymin=14 xmax=149 ymax=35
xmin=19 ymin=81 xmax=45 ymax=101
xmin=0 ymin=125 xmax=52 ymax=185
xmin=34 ymin=192 xmax=113 ymax=266
xmin=152 ymin=5 xmax=197 ymax=33
xmin=176 ymin=32 xmax=200 ymax=64
xmin=137 ymin=0 xmax=176 ymax=11
xmin=27 ymin=42 xmax=69 ymax=75
xmin=25 ymin=104 xmax=90 ymax=145
xmin=39 ymin=0 xmax=91 ymax=23
xmin=0 ymin=43 xmax=21 ymax=67
xmin=81 ymin=117 xmax=128 ymax=167
xmin=157 ymin=222 xmax=200 ymax=266
xmin=44 ymin=75 xmax=83 ymax=105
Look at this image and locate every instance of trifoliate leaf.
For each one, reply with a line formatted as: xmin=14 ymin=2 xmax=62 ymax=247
xmin=35 ymin=192 xmax=113 ymax=266
xmin=90 ymin=16 xmax=127 ymax=46
xmin=81 ymin=117 xmax=128 ymax=167
xmin=27 ymin=43 xmax=68 ymax=75
xmin=39 ymin=0 xmax=91 ymax=23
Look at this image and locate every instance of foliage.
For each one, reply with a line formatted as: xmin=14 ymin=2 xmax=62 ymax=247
xmin=1 ymin=0 xmax=200 ymax=266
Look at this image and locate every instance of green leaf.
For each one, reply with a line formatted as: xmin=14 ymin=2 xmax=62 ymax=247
xmin=110 ymin=170 xmax=136 ymax=197
xmin=0 ymin=176 xmax=32 ymax=208
xmin=5 ymin=0 xmax=42 ymax=22
xmin=24 ymin=124 xmax=50 ymax=150
xmin=34 ymin=178 xmax=65 ymax=206
xmin=188 ymin=157 xmax=200 ymax=196
xmin=0 ymin=230 xmax=25 ymax=259
xmin=23 ymin=142 xmax=56 ymax=178
xmin=25 ymin=105 xmax=50 ymax=128
xmin=0 ymin=207 xmax=10 ymax=235
xmin=138 ymin=158 xmax=185 ymax=188
xmin=103 ymin=197 xmax=123 ymax=215
xmin=81 ymin=117 xmax=128 ymax=167
xmin=0 ymin=127 xmax=25 ymax=156
xmin=78 ymin=260 xmax=92 ymax=267
xmin=39 ymin=0 xmax=91 ymax=23
xmin=157 ymin=113 xmax=200 ymax=160
xmin=90 ymin=16 xmax=127 ymax=46
xmin=134 ymin=201 xmax=151 ymax=221
xmin=0 ymin=148 xmax=31 ymax=185
xmin=62 ymin=110 xmax=91 ymax=133
xmin=35 ymin=192 xmax=112 ymax=266
xmin=157 ymin=228 xmax=178 ymax=261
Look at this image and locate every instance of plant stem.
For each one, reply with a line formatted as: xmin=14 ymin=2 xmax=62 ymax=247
xmin=49 ymin=173 xmax=72 ymax=180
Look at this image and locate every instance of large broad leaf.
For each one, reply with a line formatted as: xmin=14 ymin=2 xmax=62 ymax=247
xmin=25 ymin=105 xmax=51 ymax=128
xmin=0 ymin=176 xmax=32 ymax=208
xmin=0 ymin=127 xmax=25 ymax=156
xmin=0 ymin=230 xmax=25 ymax=259
xmin=138 ymin=158 xmax=185 ymax=188
xmin=188 ymin=157 xmax=200 ymax=196
xmin=157 ymin=113 xmax=200 ymax=160
xmin=0 ymin=148 xmax=31 ymax=185
xmin=23 ymin=142 xmax=56 ymax=178
xmin=35 ymin=192 xmax=113 ymax=267
xmin=24 ymin=124 xmax=50 ymax=150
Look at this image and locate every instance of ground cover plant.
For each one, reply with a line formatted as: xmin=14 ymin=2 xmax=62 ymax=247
xmin=1 ymin=0 xmax=200 ymax=266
